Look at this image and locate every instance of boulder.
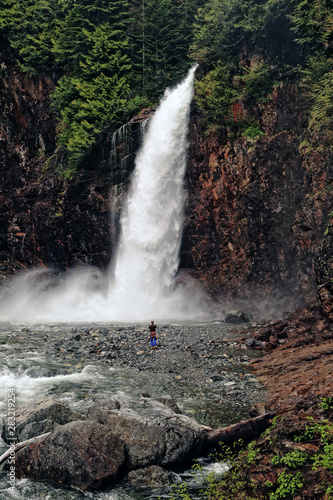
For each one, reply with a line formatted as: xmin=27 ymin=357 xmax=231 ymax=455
xmin=1 ymin=396 xmax=84 ymax=443
xmin=225 ymin=310 xmax=250 ymax=324
xmin=86 ymin=394 xmax=204 ymax=469
xmin=127 ymin=465 xmax=175 ymax=489
xmin=13 ymin=420 xmax=126 ymax=490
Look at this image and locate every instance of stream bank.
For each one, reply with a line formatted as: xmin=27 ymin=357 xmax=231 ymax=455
xmin=209 ymin=303 xmax=333 ymax=499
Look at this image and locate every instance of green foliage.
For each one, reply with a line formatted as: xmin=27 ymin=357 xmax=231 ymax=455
xmin=300 ymin=53 xmax=333 ymax=131
xmin=320 ymin=397 xmax=333 ymax=411
xmin=326 ymin=484 xmax=333 ymax=498
xmin=51 ymin=22 xmax=132 ymax=171
xmin=243 ymin=125 xmax=265 ymax=140
xmin=0 ymin=0 xmax=61 ymax=72
xmin=246 ymin=441 xmax=260 ymax=464
xmin=130 ymin=0 xmax=194 ymax=98
xmin=194 ymin=63 xmax=237 ymax=125
xmin=309 ymin=68 xmax=333 ymax=129
xmin=190 ymin=0 xmax=298 ymax=67
xmin=290 ymin=0 xmax=333 ymax=54
xmin=269 ymin=471 xmax=304 ymax=500
xmin=312 ymin=443 xmax=333 ymax=471
xmin=271 ymin=449 xmax=308 ymax=469
xmin=236 ymin=60 xmax=275 ymax=102
xmin=190 ymin=0 xmax=251 ymax=66
xmin=295 ymin=417 xmax=333 ymax=445
xmin=2 ymin=0 xmax=333 ymax=167
xmin=0 ymin=0 xmax=197 ymax=173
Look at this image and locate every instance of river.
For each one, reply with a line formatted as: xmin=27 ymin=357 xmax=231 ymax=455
xmin=0 ymin=320 xmax=265 ymax=499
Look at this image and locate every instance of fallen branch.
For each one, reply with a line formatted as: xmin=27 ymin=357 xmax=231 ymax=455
xmin=35 ymin=256 xmax=48 ymax=269
xmin=204 ymin=412 xmax=273 ymax=447
xmin=0 ymin=432 xmax=50 ymax=466
xmin=16 ymin=260 xmax=28 ymax=271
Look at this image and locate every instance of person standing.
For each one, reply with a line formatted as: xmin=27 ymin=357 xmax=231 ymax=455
xmin=149 ymin=320 xmax=157 ymax=349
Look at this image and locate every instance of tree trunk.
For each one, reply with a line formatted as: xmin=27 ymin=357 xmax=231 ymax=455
xmin=204 ymin=412 xmax=273 ymax=447
xmin=0 ymin=432 xmax=50 ymax=466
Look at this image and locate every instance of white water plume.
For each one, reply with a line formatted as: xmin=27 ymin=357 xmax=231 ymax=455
xmin=0 ymin=365 xmax=100 ymax=415
xmin=0 ymin=65 xmax=210 ymax=322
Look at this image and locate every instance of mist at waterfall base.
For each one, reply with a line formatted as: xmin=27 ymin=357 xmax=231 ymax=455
xmin=0 ymin=65 xmax=211 ymax=323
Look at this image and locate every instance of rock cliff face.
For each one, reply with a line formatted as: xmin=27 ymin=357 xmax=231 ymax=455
xmin=183 ymin=86 xmax=332 ymax=309
xmin=0 ymin=71 xmax=332 ymax=308
xmin=0 ymin=71 xmax=143 ymax=274
xmin=315 ymin=213 xmax=333 ymax=320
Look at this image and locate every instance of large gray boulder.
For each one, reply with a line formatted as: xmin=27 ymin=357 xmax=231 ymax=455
xmin=224 ymin=310 xmax=250 ymax=323
xmin=13 ymin=420 xmax=126 ymax=490
xmin=1 ymin=396 xmax=84 ymax=443
xmin=86 ymin=394 xmax=204 ymax=469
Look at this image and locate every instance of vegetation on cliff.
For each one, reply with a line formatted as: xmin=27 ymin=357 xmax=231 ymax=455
xmin=191 ymin=0 xmax=333 ymax=138
xmin=0 ymin=0 xmax=203 ymax=170
xmin=1 ymin=0 xmax=332 ymax=173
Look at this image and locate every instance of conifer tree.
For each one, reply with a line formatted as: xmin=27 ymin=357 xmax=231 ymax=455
xmin=52 ymin=21 xmax=132 ymax=169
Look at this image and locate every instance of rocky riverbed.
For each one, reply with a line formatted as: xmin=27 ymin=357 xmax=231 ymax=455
xmin=1 ymin=320 xmax=266 ymax=428
xmin=0 ymin=317 xmax=269 ymax=497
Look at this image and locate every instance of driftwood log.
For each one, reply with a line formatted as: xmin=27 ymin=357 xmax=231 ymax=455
xmin=204 ymin=412 xmax=273 ymax=447
xmin=0 ymin=432 xmax=50 ymax=466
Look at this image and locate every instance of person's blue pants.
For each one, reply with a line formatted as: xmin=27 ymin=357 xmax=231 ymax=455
xmin=150 ymin=337 xmax=156 ymax=347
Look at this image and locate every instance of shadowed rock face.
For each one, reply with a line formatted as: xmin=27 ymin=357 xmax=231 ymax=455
xmin=13 ymin=420 xmax=126 ymax=490
xmin=315 ymin=215 xmax=333 ymax=320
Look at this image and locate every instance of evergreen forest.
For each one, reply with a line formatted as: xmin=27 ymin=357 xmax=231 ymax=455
xmin=0 ymin=0 xmax=332 ymax=172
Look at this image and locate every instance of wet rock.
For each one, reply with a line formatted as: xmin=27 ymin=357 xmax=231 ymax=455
xmin=225 ymin=310 xmax=250 ymax=324
xmin=155 ymin=395 xmax=182 ymax=414
xmin=13 ymin=420 xmax=126 ymax=490
xmin=127 ymin=465 xmax=175 ymax=489
xmin=1 ymin=396 xmax=84 ymax=443
xmin=249 ymin=403 xmax=267 ymax=417
xmin=315 ymin=215 xmax=333 ymax=320
xmin=86 ymin=394 xmax=204 ymax=469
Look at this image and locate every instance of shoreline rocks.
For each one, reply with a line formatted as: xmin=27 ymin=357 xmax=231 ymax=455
xmin=86 ymin=394 xmax=204 ymax=469
xmin=4 ymin=394 xmax=204 ymax=490
xmin=224 ymin=310 xmax=250 ymax=324
xmin=13 ymin=420 xmax=126 ymax=490
xmin=1 ymin=396 xmax=84 ymax=443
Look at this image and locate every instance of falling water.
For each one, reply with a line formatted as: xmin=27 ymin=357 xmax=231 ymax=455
xmin=109 ymin=64 xmax=198 ymax=317
xmin=0 ymin=65 xmax=208 ymax=322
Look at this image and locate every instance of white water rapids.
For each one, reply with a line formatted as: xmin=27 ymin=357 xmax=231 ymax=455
xmin=0 ymin=65 xmax=210 ymax=322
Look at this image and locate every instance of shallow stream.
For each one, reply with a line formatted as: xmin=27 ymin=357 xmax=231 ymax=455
xmin=0 ymin=321 xmax=265 ymax=499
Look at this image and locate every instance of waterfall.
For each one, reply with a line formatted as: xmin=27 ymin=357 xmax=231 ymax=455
xmin=0 ymin=65 xmax=209 ymax=322
xmin=109 ymin=65 xmax=197 ymax=317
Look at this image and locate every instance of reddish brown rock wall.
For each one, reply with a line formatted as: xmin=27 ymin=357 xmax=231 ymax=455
xmin=0 ymin=73 xmax=332 ymax=309
xmin=183 ymin=85 xmax=333 ymax=308
xmin=0 ymin=71 xmax=142 ymax=272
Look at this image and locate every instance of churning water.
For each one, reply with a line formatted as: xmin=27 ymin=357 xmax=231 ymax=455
xmin=0 ymin=66 xmax=208 ymax=323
